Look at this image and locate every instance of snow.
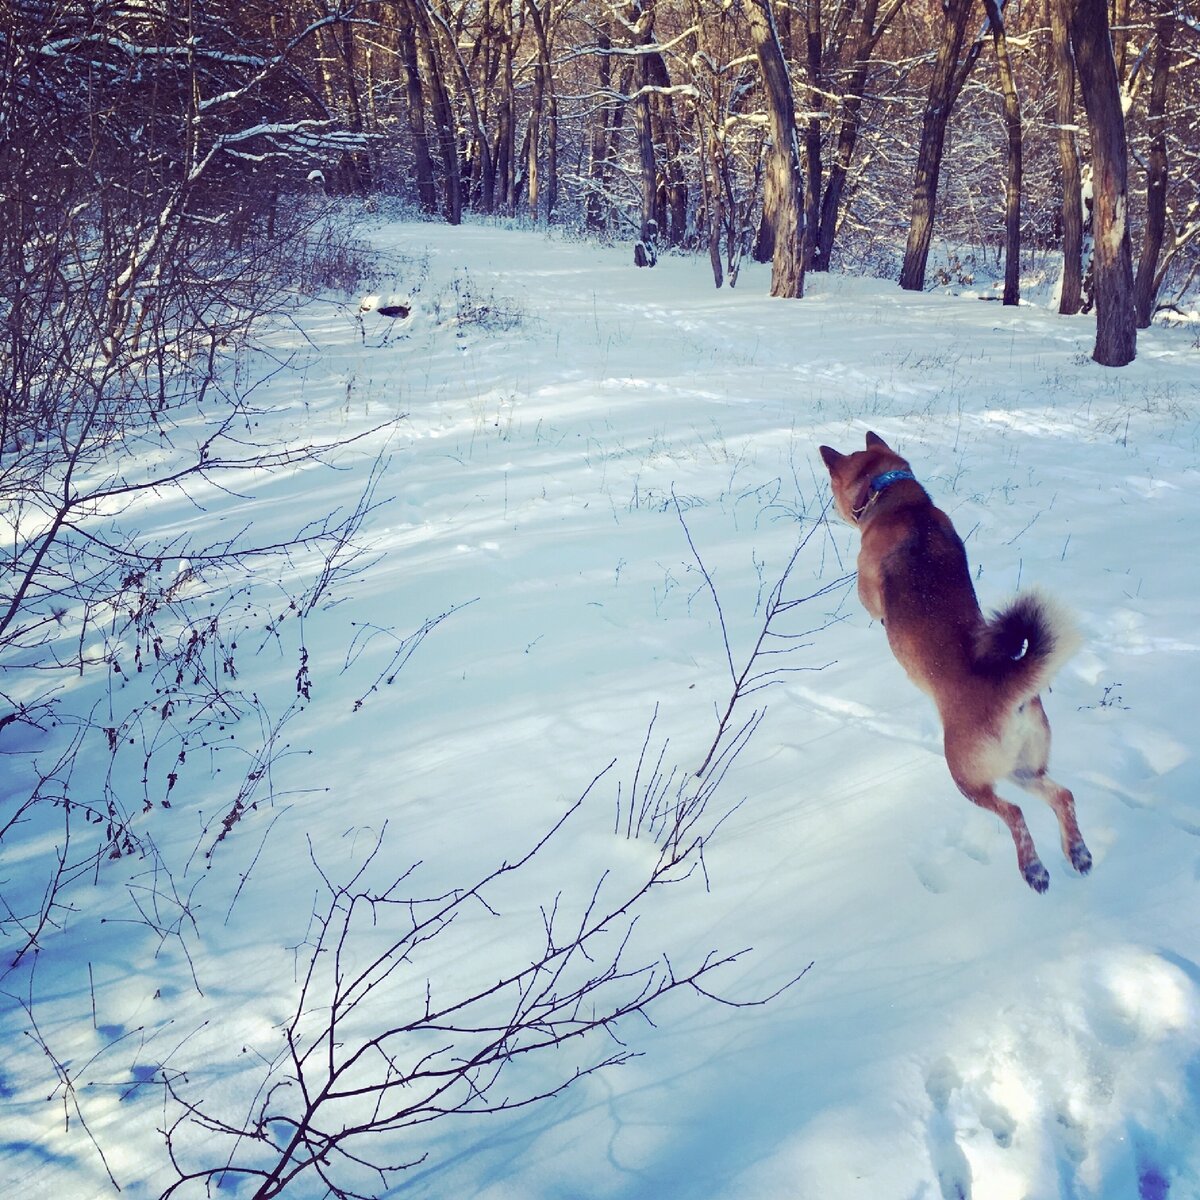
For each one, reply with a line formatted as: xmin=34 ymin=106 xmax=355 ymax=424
xmin=3 ymin=219 xmax=1200 ymax=1200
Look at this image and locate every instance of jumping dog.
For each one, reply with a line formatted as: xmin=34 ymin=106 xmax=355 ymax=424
xmin=819 ymin=432 xmax=1090 ymax=893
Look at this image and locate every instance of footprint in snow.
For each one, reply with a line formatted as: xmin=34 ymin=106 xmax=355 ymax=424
xmin=910 ymin=825 xmax=992 ymax=895
xmin=912 ymin=851 xmax=953 ymax=895
xmin=925 ymin=1058 xmax=973 ymax=1200
xmin=977 ymin=1094 xmax=1017 ymax=1149
xmin=1054 ymin=1108 xmax=1089 ymax=1165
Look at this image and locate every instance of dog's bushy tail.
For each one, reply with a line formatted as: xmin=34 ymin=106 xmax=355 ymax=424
xmin=973 ymin=589 xmax=1081 ymax=707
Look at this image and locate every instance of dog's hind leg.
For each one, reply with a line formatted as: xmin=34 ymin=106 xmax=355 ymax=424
xmin=954 ymin=779 xmax=1049 ymax=893
xmin=1009 ymin=697 xmax=1092 ymax=876
xmin=1011 ymin=769 xmax=1091 ymax=875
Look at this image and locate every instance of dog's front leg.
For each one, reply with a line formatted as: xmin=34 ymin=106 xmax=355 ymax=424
xmin=855 ymin=554 xmax=885 ymax=622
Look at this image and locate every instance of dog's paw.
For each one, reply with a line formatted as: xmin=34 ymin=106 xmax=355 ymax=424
xmin=1024 ymin=859 xmax=1050 ymax=894
xmin=1068 ymin=841 xmax=1093 ymax=875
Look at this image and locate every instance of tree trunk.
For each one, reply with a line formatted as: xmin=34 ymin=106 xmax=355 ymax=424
xmin=813 ymin=0 xmax=905 ymax=271
xmin=524 ymin=0 xmax=558 ymax=224
xmin=493 ymin=0 xmax=516 ymax=213
xmin=1066 ymin=0 xmax=1136 ymax=366
xmin=983 ymin=0 xmax=1021 ymax=305
xmin=632 ymin=63 xmax=658 ymax=246
xmin=899 ymin=0 xmax=976 ymax=291
xmin=1049 ymin=0 xmax=1083 ymax=314
xmin=626 ymin=3 xmax=660 ymax=249
xmin=585 ymin=23 xmax=615 ymax=231
xmin=526 ymin=49 xmax=542 ymax=225
xmin=698 ymin=118 xmax=725 ymax=289
xmin=646 ymin=51 xmax=687 ymax=246
xmin=335 ymin=16 xmax=372 ymax=194
xmin=397 ymin=7 xmax=438 ymax=213
xmin=408 ymin=0 xmax=461 ymax=223
xmin=745 ymin=0 xmax=805 ymax=298
xmin=802 ymin=2 xmax=823 ymax=271
xmin=420 ymin=0 xmax=492 ymax=223
xmin=1133 ymin=0 xmax=1174 ymax=329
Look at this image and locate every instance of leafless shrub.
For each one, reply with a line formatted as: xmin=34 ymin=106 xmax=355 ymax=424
xmin=153 ymin=513 xmax=842 ymax=1200
xmin=156 ymin=749 xmax=808 ymax=1200
xmin=0 ymin=5 xmax=403 ymax=975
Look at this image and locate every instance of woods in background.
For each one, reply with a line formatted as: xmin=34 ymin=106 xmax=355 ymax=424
xmin=3 ymin=0 xmax=1198 ymax=366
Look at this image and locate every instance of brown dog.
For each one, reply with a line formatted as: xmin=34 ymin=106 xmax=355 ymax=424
xmin=819 ymin=432 xmax=1089 ymax=893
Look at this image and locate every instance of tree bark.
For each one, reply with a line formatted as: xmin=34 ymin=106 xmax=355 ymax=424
xmin=899 ymin=0 xmax=980 ymax=291
xmin=1066 ymin=0 xmax=1136 ymax=365
xmin=492 ymin=0 xmax=517 ymax=213
xmin=646 ymin=49 xmax=687 ymax=246
xmin=983 ymin=0 xmax=1021 ymax=305
xmin=802 ymin=1 xmax=823 ymax=271
xmin=524 ymin=0 xmax=558 ymax=224
xmin=334 ymin=15 xmax=372 ymax=194
xmin=397 ymin=6 xmax=438 ymax=214
xmin=585 ymin=23 xmax=616 ymax=231
xmin=1133 ymin=0 xmax=1174 ymax=328
xmin=813 ymin=0 xmax=905 ymax=271
xmin=1049 ymin=0 xmax=1083 ymax=314
xmin=408 ymin=0 xmax=462 ymax=223
xmin=745 ymin=0 xmax=806 ymax=298
xmin=624 ymin=3 xmax=659 ymax=249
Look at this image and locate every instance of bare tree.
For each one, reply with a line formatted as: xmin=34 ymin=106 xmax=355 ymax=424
xmin=745 ymin=0 xmax=807 ymax=297
xmin=982 ymin=0 xmax=1022 ymax=305
xmin=1065 ymin=0 xmax=1137 ymax=365
xmin=157 ymin=767 xmax=803 ymax=1198
xmin=0 ymin=1 xmax=401 ymax=967
xmin=1133 ymin=0 xmax=1176 ymax=327
xmin=809 ymin=0 xmax=907 ymax=272
xmin=524 ymin=0 xmax=561 ymax=222
xmin=689 ymin=0 xmax=767 ymax=287
xmin=1049 ymin=0 xmax=1085 ymax=314
xmin=899 ymin=0 xmax=987 ymax=291
xmin=153 ymin=508 xmax=840 ymax=1197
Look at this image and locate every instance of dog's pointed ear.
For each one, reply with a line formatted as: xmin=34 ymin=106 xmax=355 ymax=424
xmin=865 ymin=431 xmax=889 ymax=450
xmin=819 ymin=445 xmax=843 ymax=471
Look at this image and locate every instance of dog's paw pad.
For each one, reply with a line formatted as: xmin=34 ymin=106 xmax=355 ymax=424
xmin=1024 ymin=860 xmax=1050 ymax=893
xmin=1069 ymin=841 xmax=1093 ymax=875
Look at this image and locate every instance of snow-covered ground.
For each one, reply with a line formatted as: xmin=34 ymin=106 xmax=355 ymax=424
xmin=4 ymin=220 xmax=1199 ymax=1200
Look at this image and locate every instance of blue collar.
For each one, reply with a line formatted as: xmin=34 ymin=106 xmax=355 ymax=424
xmin=853 ymin=469 xmax=917 ymax=520
xmin=869 ymin=469 xmax=916 ymax=494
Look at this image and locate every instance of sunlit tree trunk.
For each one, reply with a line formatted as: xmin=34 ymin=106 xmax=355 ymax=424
xmin=899 ymin=0 xmax=982 ymax=291
xmin=525 ymin=0 xmax=558 ymax=224
xmin=983 ymin=0 xmax=1021 ymax=305
xmin=406 ymin=0 xmax=461 ymax=223
xmin=813 ymin=0 xmax=905 ymax=272
xmin=802 ymin=1 xmax=822 ymax=270
xmin=1049 ymin=0 xmax=1083 ymax=314
xmin=646 ymin=48 xmax=687 ymax=245
xmin=1066 ymin=0 xmax=1136 ymax=365
xmin=745 ymin=0 xmax=806 ymax=298
xmin=1133 ymin=0 xmax=1174 ymax=328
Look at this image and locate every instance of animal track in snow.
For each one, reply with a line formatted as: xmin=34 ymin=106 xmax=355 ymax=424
xmin=925 ymin=1058 xmax=974 ymax=1200
xmin=915 ymin=949 xmax=1199 ymax=1199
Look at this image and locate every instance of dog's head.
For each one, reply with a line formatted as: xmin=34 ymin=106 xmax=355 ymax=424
xmin=819 ymin=431 xmax=914 ymax=525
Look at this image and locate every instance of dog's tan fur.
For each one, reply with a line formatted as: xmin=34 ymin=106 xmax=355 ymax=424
xmin=819 ymin=432 xmax=1090 ymax=893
